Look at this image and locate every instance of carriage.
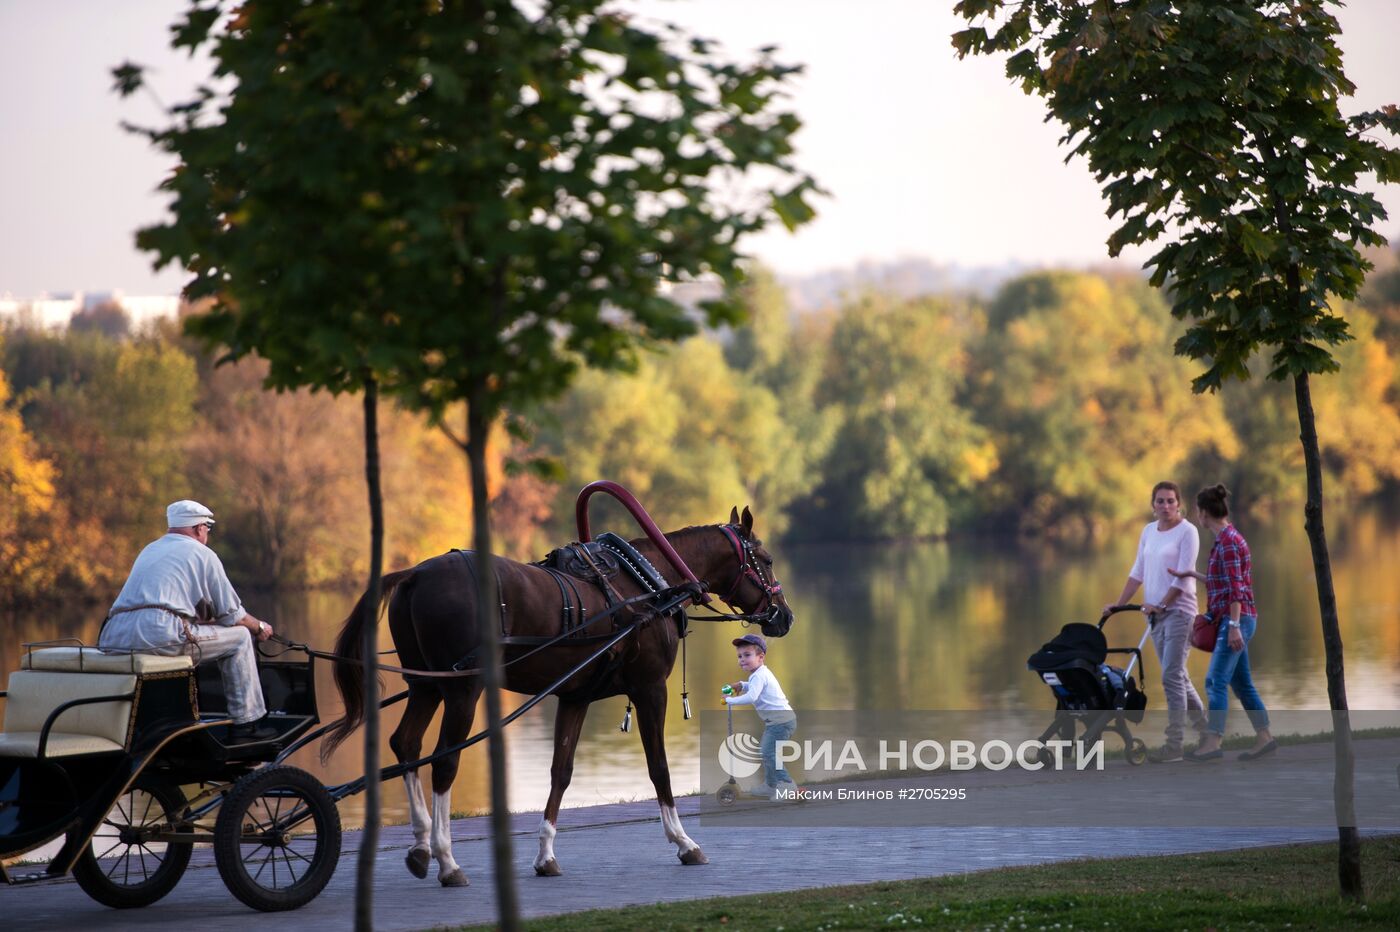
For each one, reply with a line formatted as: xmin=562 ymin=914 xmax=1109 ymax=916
xmin=1 ymin=482 xmax=793 ymax=910
xmin=0 ymin=640 xmax=337 ymax=911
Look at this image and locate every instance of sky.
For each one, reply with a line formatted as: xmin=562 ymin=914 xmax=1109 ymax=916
xmin=2 ymin=0 xmax=1398 ymax=297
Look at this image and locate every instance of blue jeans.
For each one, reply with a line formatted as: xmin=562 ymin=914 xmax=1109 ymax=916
xmin=760 ymin=717 xmax=796 ymax=786
xmin=1205 ymin=614 xmax=1270 ymax=736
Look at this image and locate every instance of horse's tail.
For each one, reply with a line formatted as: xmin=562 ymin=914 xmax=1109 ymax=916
xmin=321 ymin=569 xmax=414 ymax=762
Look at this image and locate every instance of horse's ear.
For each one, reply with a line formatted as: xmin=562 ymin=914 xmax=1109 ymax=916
xmin=741 ymin=506 xmax=754 ymax=535
xmin=728 ymin=506 xmax=740 ymax=526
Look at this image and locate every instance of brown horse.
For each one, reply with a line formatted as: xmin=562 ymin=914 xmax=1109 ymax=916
xmin=325 ymin=506 xmax=793 ymax=886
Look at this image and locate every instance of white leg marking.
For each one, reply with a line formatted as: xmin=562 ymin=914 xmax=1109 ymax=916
xmin=659 ymin=803 xmax=699 ymax=856
xmin=432 ymin=790 xmax=463 ymax=879
xmin=534 ymin=817 xmax=557 ymax=871
xmin=403 ymin=772 xmax=431 ymax=853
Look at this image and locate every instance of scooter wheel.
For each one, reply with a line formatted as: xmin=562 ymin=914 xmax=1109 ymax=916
xmin=716 ymin=785 xmax=738 ymax=805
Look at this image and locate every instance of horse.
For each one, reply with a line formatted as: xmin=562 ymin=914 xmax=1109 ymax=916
xmin=324 ymin=505 xmax=793 ymax=886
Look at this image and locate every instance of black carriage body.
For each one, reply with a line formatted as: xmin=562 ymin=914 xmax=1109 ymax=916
xmin=2 ymin=653 xmax=320 ymax=884
xmin=0 ymin=667 xmax=198 ymax=877
xmin=152 ymin=660 xmax=319 ymax=782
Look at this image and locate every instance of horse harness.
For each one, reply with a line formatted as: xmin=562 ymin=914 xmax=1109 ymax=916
xmin=268 ymin=524 xmax=781 ymax=704
xmin=447 ymin=533 xmax=684 ymax=673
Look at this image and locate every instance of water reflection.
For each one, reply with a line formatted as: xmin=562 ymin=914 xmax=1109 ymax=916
xmin=4 ymin=509 xmax=1398 ymax=828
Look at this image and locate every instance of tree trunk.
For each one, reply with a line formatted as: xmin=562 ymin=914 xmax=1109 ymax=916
xmin=466 ymin=393 xmax=521 ymax=931
xmin=355 ymin=377 xmax=384 ymax=930
xmin=1293 ymin=370 xmax=1362 ymax=899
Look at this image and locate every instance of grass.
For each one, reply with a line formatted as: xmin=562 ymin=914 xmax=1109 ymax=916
xmin=455 ymin=834 xmax=1400 ymax=931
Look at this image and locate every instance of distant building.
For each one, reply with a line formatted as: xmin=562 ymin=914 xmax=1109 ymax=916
xmin=0 ymin=291 xmax=180 ymax=331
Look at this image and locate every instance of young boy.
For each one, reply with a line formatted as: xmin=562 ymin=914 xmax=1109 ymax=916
xmin=724 ymin=633 xmax=798 ymax=797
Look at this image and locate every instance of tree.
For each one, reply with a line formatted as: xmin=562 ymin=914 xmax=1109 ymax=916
xmin=189 ymin=356 xmax=476 ymax=588
xmin=807 ymin=292 xmax=994 ymax=539
xmin=0 ymin=348 xmax=64 ymax=603
xmin=3 ymin=329 xmax=199 ymax=584
xmin=955 ymin=0 xmax=1400 ymax=895
xmin=69 ymin=301 xmax=132 ymax=340
xmin=968 ymin=271 xmax=1234 ymax=535
xmin=1213 ymin=304 xmax=1400 ymax=509
xmin=723 ymin=267 xmax=839 ymax=536
xmin=536 ymin=337 xmax=799 ymax=533
xmin=117 ymin=2 xmax=423 ymax=921
xmin=122 ymin=2 xmax=816 ymax=927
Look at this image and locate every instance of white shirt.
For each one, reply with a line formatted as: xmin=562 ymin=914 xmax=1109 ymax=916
xmin=1129 ymin=519 xmax=1199 ymax=614
xmin=724 ymin=664 xmax=792 ymax=713
xmin=99 ymin=533 xmax=248 ymax=651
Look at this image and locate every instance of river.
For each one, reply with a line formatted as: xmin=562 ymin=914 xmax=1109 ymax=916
xmin=4 ymin=507 xmax=1398 ymax=829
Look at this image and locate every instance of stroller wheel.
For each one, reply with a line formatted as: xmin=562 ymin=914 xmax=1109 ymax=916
xmin=716 ymin=784 xmax=738 ymax=805
xmin=1124 ymin=738 xmax=1148 ymax=766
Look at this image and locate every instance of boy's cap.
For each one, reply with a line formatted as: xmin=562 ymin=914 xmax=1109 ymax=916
xmin=732 ymin=633 xmax=767 ymax=652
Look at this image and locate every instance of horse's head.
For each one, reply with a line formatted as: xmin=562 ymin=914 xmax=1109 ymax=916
xmin=711 ymin=505 xmax=794 ymax=639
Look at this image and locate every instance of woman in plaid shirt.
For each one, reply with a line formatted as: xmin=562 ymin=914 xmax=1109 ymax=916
xmin=1171 ymin=485 xmax=1276 ymax=762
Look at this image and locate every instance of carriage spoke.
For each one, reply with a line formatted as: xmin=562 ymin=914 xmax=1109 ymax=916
xmin=252 ymin=847 xmax=273 ymax=882
xmin=283 ymin=846 xmax=313 ymax=867
xmin=235 ymin=791 xmax=320 ymax=890
xmin=280 ymin=846 xmax=301 ymax=883
xmin=94 ymin=838 xmax=125 ymax=862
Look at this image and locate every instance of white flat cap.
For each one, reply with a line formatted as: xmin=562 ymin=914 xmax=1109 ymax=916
xmin=166 ymin=499 xmax=216 ymax=528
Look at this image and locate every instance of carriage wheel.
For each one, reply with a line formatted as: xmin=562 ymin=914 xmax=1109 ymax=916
xmin=71 ymin=778 xmax=193 ymax=909
xmin=1124 ymin=738 xmax=1148 ymax=766
xmin=214 ymin=765 xmax=341 ymax=911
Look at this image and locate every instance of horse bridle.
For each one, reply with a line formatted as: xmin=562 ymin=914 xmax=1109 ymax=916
xmin=699 ymin=523 xmax=785 ymax=625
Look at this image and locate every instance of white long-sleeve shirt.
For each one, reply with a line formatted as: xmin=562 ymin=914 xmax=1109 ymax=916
xmin=1129 ymin=519 xmax=1199 ymax=613
xmin=725 ymin=664 xmax=793 ymax=722
xmin=99 ymin=533 xmax=247 ymax=651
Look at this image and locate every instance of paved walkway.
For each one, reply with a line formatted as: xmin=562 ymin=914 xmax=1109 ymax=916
xmin=6 ymin=739 xmax=1394 ymax=930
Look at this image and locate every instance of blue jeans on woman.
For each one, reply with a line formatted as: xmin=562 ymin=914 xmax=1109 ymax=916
xmin=1205 ymin=614 xmax=1270 ymax=736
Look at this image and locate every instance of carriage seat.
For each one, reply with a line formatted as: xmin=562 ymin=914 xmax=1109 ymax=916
xmin=0 ymin=649 xmax=195 ymax=758
xmin=20 ymin=646 xmax=193 ymax=674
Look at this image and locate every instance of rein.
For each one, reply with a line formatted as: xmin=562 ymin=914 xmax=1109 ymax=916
xmin=268 ymin=582 xmax=704 ymax=679
xmin=695 ymin=523 xmax=785 ymax=626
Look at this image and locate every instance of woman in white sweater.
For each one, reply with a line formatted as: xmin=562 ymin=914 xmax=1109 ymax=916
xmin=1105 ymin=481 xmax=1207 ymax=762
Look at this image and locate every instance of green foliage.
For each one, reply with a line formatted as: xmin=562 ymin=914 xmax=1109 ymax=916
xmin=69 ymin=302 xmax=132 ymax=340
xmin=1212 ymin=304 xmax=1400 ymax=506
xmin=953 ymin=0 xmax=1399 ymax=392
xmin=721 ymin=268 xmax=838 ymax=532
xmin=2 ymin=330 xmax=198 ymax=574
xmin=534 ymin=336 xmax=800 ymax=535
xmin=968 ymin=272 xmax=1234 ymax=535
xmin=0 ymin=340 xmax=66 ymax=603
xmin=1358 ymin=243 xmax=1400 ymax=354
xmin=119 ymin=0 xmax=817 ymax=428
xmin=189 ymin=356 xmax=478 ymax=587
xmin=805 ymin=293 xmax=993 ymax=539
xmin=9 ymin=255 xmax=1400 ymax=606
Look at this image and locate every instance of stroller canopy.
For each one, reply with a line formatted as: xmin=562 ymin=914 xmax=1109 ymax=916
xmin=1027 ymin=622 xmax=1107 ymax=672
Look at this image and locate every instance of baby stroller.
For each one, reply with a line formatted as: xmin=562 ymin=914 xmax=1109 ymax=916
xmin=1027 ymin=604 xmax=1152 ymax=765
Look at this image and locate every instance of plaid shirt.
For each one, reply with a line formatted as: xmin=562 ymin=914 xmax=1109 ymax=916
xmin=1205 ymin=523 xmax=1255 ymax=618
